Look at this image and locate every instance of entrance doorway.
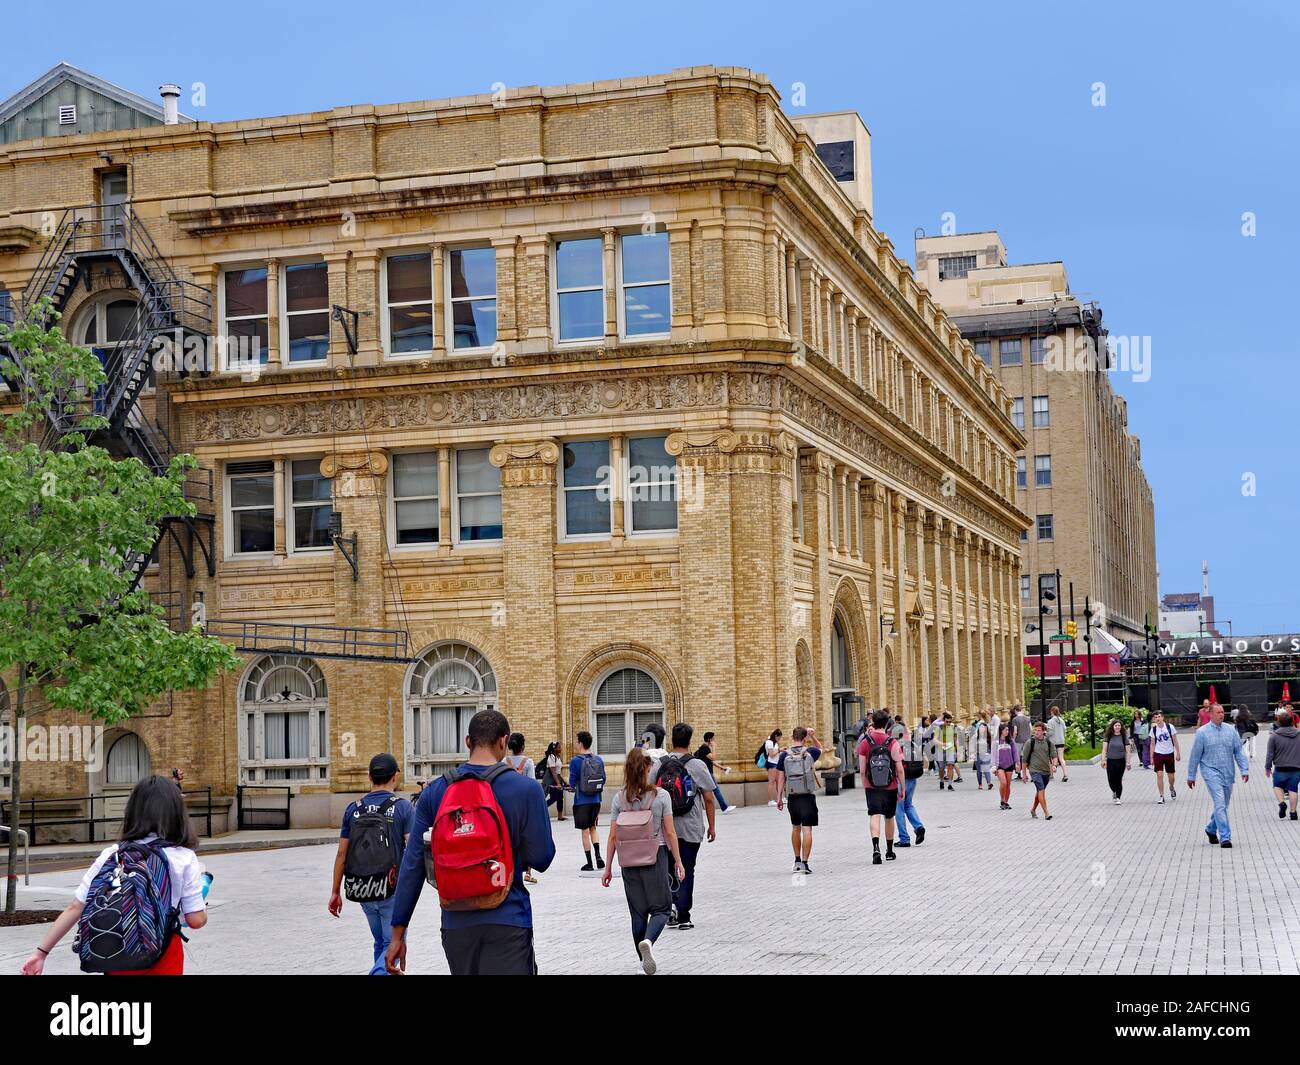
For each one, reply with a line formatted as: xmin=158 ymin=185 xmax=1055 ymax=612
xmin=830 ymin=616 xmax=861 ymax=787
xmin=100 ymin=170 xmax=128 ymax=247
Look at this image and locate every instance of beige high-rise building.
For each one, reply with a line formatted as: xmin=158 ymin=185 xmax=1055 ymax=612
xmin=0 ymin=65 xmax=1028 ymax=829
xmin=915 ymin=232 xmax=1157 ymax=648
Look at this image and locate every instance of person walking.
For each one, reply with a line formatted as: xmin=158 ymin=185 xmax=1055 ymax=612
xmin=859 ymin=709 xmax=906 ymax=864
xmin=20 ymin=776 xmax=209 ymax=975
xmin=1046 ymin=705 xmax=1068 ymax=781
xmin=918 ymin=715 xmax=934 ymax=775
xmin=1011 ymin=705 xmax=1033 ymax=782
xmin=1102 ymin=719 xmax=1132 ymax=805
xmin=993 ymin=723 xmax=1018 ymax=810
xmin=1149 ymin=711 xmax=1181 ymax=804
xmin=775 ymin=726 xmax=823 ymax=873
xmin=651 ymin=723 xmax=717 ymax=931
xmin=763 ymin=729 xmax=784 ymax=806
xmin=894 ymin=720 xmax=926 ymax=847
xmin=1197 ymin=699 xmax=1213 ymax=727
xmin=1265 ymin=709 xmax=1300 ymax=821
xmin=937 ymin=712 xmax=959 ymax=791
xmin=1132 ymin=710 xmax=1151 ymax=770
xmin=601 ymin=746 xmax=686 ymax=975
xmin=1187 ymin=703 xmax=1250 ymax=848
xmin=387 ymin=709 xmax=556 ymax=976
xmin=329 ymin=753 xmax=415 ymax=974
xmin=1235 ymin=706 xmax=1259 ymax=763
xmin=540 ymin=740 xmax=567 ymax=821
xmin=971 ymin=710 xmax=993 ymax=791
xmin=570 ymin=730 xmax=607 ymax=872
xmin=694 ymin=731 xmax=736 ymax=814
xmin=1020 ymin=722 xmax=1058 ymax=820
xmin=506 ymin=734 xmax=540 ymax=883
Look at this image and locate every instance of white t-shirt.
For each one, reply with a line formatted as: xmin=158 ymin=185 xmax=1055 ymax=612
xmin=76 ymin=835 xmax=206 ymax=915
xmin=764 ymin=740 xmax=780 ymax=765
xmin=1151 ymin=723 xmax=1176 ymax=755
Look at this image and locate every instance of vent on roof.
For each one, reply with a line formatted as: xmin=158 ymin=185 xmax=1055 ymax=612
xmin=58 ymin=104 xmax=77 ymax=125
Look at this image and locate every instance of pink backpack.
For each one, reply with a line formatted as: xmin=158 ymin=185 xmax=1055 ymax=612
xmin=615 ymin=793 xmax=661 ymax=868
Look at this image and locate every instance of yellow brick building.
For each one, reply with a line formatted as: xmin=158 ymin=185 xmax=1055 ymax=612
xmin=0 ymin=65 xmax=1029 ymax=827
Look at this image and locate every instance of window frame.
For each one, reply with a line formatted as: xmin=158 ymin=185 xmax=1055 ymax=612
xmin=218 ymin=264 xmax=270 ymax=373
xmin=238 ymin=655 xmax=330 ymax=785
xmin=999 ymin=338 xmax=1023 ymax=367
xmin=1036 ymin=513 xmax=1054 ymax=541
xmin=558 ymin=437 xmax=614 ymax=542
xmin=1016 ymin=455 xmax=1027 ymax=490
xmin=623 ymin=433 xmax=678 ymax=537
xmin=1030 ymin=336 xmax=1047 ymax=365
xmin=615 ymin=230 xmax=671 ymax=342
xmin=279 ymin=260 xmax=331 ymax=367
xmin=588 ymin=664 xmax=666 ymax=762
xmin=1034 ymin=454 xmax=1052 ymax=487
xmin=551 ymin=235 xmax=606 ymax=346
xmin=1011 ymin=397 xmax=1025 ymax=430
xmin=287 ymin=456 xmax=333 ymax=555
xmin=224 ymin=459 xmax=276 ymax=559
xmin=452 ymin=446 xmax=503 ymax=546
xmin=381 ymin=250 xmax=436 ymax=360
xmin=974 ymin=339 xmax=992 ymax=367
xmin=1032 ymin=395 xmax=1050 ymax=428
xmin=445 ymin=245 xmax=498 ymax=355
xmin=388 ymin=449 xmax=441 ymax=551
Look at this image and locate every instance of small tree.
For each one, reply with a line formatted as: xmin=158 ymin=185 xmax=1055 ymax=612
xmin=1023 ymin=662 xmax=1041 ymax=711
xmin=0 ymin=303 xmax=239 ymax=912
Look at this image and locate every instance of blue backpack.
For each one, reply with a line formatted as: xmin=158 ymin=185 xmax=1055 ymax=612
xmin=76 ymin=840 xmax=177 ymax=972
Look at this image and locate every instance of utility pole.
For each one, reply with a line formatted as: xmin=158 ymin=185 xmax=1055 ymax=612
xmin=1084 ymin=596 xmax=1097 ymax=747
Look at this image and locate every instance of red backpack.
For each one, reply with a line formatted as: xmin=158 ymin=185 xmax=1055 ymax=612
xmin=430 ymin=763 xmax=515 ymax=911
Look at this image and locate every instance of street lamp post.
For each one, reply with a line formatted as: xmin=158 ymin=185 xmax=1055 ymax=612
xmin=1083 ymin=597 xmax=1097 ymax=747
xmin=1037 ymin=575 xmax=1056 ymax=723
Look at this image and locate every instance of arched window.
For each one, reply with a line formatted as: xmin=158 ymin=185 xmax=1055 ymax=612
xmin=238 ymin=655 xmax=329 ymax=783
xmin=405 ymin=642 xmax=497 ymax=779
xmin=831 ymin=615 xmax=852 ymax=691
xmin=590 ymin=666 xmax=664 ymax=758
xmin=106 ymin=732 xmax=151 ymax=787
xmin=75 ymin=296 xmax=153 ymax=392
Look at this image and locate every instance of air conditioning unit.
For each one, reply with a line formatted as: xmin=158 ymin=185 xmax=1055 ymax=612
xmin=58 ymin=104 xmax=77 ymax=125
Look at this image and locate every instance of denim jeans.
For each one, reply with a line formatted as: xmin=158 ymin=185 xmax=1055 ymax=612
xmin=362 ymin=896 xmax=397 ymax=975
xmin=673 ymin=839 xmax=701 ymax=923
xmin=711 ymin=786 xmax=729 ymax=811
xmin=1202 ymin=769 xmax=1234 ymax=843
xmin=896 ymin=784 xmax=924 ymax=844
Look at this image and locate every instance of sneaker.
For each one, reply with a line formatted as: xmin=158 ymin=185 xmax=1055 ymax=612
xmin=1280 ymin=802 xmax=1289 ymax=820
xmin=596 ymin=858 xmax=606 ymax=869
xmin=1206 ymin=831 xmax=1219 ymax=845
xmin=676 ymin=920 xmax=695 ymax=931
xmin=667 ymin=910 xmax=679 ymax=927
xmin=1030 ymin=811 xmax=1038 ymax=819
xmin=793 ymin=860 xmax=806 ymax=874
xmin=895 ymin=840 xmax=911 ymax=847
xmin=1220 ymin=840 xmax=1233 ymax=849
xmin=721 ymin=806 xmax=736 ymax=814
xmin=579 ymin=862 xmax=594 ymax=872
xmin=1170 ymin=787 xmax=1176 ymax=800
xmin=1157 ymin=797 xmax=1165 ymax=805
xmin=1290 ymin=812 xmax=1297 ymax=821
xmin=637 ymin=939 xmax=657 ymax=976
xmin=947 ymin=784 xmax=954 ymax=792
xmin=885 ymin=850 xmax=897 ymax=861
xmin=872 ymin=852 xmax=882 ymax=865
xmin=1114 ymin=798 xmax=1121 ymax=806
xmin=801 ymin=862 xmax=812 ymax=875
xmin=915 ymin=826 xmax=926 ymax=845
xmin=1045 ymin=815 xmax=1053 ymax=821
xmin=1062 ymin=775 xmax=1069 ymax=782
xmin=767 ymin=800 xmax=777 ymax=807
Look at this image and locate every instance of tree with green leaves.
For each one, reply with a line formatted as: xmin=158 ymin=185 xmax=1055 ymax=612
xmin=0 ymin=302 xmax=238 ymax=913
xmin=1023 ymin=661 xmax=1041 ymax=712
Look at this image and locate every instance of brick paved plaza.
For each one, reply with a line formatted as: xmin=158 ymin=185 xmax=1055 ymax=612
xmin=3 ymin=765 xmax=1297 ymax=976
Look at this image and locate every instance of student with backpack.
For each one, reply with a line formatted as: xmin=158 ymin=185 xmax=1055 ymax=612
xmin=601 ymin=746 xmax=687 ymax=975
xmin=1149 ymin=710 xmax=1181 ymax=804
xmin=21 ymin=775 xmax=208 ymax=976
xmin=857 ymin=710 xmax=906 ymax=865
xmin=651 ymin=722 xmax=717 ymax=930
xmin=386 ymin=709 xmax=556 ymax=976
xmin=761 ymin=728 xmax=784 ymax=805
xmin=539 ymin=740 xmax=567 ymax=821
xmin=505 ymin=733 xmax=541 ymax=882
xmin=694 ymin=731 xmax=736 ymax=813
xmin=570 ymin=730 xmax=607 ymax=872
xmin=775 ymin=726 xmax=823 ymax=873
xmin=894 ymin=721 xmax=926 ymax=847
xmin=993 ymin=723 xmax=1019 ymax=810
xmin=328 ymin=753 xmax=415 ymax=974
xmin=1019 ymin=722 xmax=1059 ymax=820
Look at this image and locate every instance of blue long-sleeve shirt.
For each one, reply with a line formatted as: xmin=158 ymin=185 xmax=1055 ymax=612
xmin=1186 ymin=722 xmax=1249 ymax=783
xmin=391 ymin=762 xmax=556 ymax=930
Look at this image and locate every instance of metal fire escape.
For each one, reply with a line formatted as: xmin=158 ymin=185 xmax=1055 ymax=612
xmin=2 ymin=203 xmax=410 ymax=664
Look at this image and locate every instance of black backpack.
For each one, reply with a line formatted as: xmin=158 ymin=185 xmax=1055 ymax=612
xmin=343 ymin=795 xmax=403 ymax=902
xmin=866 ymin=734 xmax=896 ymax=790
xmin=657 ymin=755 xmax=697 ymax=818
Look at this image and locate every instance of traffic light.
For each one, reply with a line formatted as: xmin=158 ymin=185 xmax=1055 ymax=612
xmin=1065 ymin=620 xmax=1078 ymax=640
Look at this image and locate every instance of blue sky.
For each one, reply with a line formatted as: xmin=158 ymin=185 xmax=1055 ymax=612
xmin=8 ymin=0 xmax=1296 ymax=632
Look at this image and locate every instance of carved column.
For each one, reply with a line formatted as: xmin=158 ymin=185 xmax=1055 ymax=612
xmin=437 ymin=449 xmax=452 ymax=553
xmin=865 ymin=480 xmax=887 ymax=707
xmin=272 ymin=456 xmax=287 ymax=556
xmin=785 ymin=245 xmax=799 ymax=338
xmin=926 ymin=513 xmax=947 ymax=713
xmin=945 ymin=522 xmax=962 ymax=717
xmin=892 ymin=492 xmax=911 ymax=716
xmin=828 ymin=288 xmax=844 ymax=370
xmin=849 ymin=472 xmax=863 ymax=562
xmin=960 ymin=530 xmax=977 ymax=716
xmin=845 ymin=307 xmax=860 ymax=384
xmin=602 ymin=226 xmax=618 ymax=345
xmin=489 ymin=441 xmax=561 ymax=740
xmin=265 ymin=257 xmax=281 ymax=369
xmin=610 ymin=435 xmax=626 ymax=548
xmin=431 ymin=242 xmax=447 ymax=359
xmin=909 ymin=502 xmax=930 ymax=714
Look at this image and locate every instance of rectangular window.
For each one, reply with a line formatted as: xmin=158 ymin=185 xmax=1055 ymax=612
xmin=1020 ymin=529 xmax=1029 ymax=542
xmin=1040 ymin=572 xmax=1058 ymax=597
xmin=222 ymin=268 xmax=269 ymax=368
xmin=1016 ymin=455 xmax=1027 ymax=489
xmin=1011 ymin=397 xmax=1024 ymax=430
xmin=555 ymin=238 xmax=604 ymax=342
xmin=1032 ymin=395 xmax=1050 ymax=428
xmin=1034 ymin=454 xmax=1052 ymax=487
xmin=561 ymin=439 xmax=612 ymax=537
xmin=627 ymin=435 xmax=678 ymax=534
xmin=1020 ymin=574 xmax=1030 ymax=600
xmin=385 ymin=253 xmax=433 ymax=355
xmin=1030 ymin=336 xmax=1047 ymax=364
xmin=0 ymin=287 xmax=11 ymax=327
xmin=448 ymin=247 xmax=497 ymax=351
xmin=975 ymin=339 xmax=992 ymax=367
xmin=227 ymin=460 xmax=274 ymax=555
xmin=1036 ymin=513 xmax=1054 ymax=541
xmin=939 ymin=255 xmax=976 ymax=280
xmin=392 ymin=452 xmax=438 ymax=545
xmin=454 ymin=448 xmax=503 ymax=542
xmin=999 ymin=338 xmax=1022 ymax=366
xmin=619 ymin=232 xmax=670 ymax=338
xmin=283 ymin=263 xmax=330 ymax=363
xmin=290 ymin=458 xmax=332 ymax=550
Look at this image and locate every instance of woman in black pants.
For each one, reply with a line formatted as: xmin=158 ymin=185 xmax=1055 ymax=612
xmin=1102 ymin=719 xmax=1132 ymax=805
xmin=541 ymin=740 xmax=567 ymax=821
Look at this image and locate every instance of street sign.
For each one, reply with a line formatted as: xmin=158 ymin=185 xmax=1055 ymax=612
xmin=1049 ymin=634 xmax=1071 ymax=643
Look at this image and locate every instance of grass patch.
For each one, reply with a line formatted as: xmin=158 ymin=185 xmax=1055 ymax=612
xmin=1065 ymin=744 xmax=1101 ymax=761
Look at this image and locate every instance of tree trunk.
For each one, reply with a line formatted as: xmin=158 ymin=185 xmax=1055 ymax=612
xmin=4 ymin=665 xmax=26 ymax=914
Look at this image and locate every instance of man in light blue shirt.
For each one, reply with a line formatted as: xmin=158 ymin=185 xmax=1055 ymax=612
xmin=1187 ymin=703 xmax=1250 ymax=847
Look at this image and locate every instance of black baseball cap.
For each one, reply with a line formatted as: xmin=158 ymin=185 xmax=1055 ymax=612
xmin=368 ymin=753 xmax=399 ymax=780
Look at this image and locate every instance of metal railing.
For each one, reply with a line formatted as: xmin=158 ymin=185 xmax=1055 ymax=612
xmin=1 ymin=787 xmax=214 ymax=847
xmin=204 ymin=619 xmax=413 ymax=663
xmin=236 ymin=785 xmax=292 ymax=830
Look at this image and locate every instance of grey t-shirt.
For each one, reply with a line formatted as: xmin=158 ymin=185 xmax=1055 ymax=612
xmin=610 ymin=787 xmax=672 ymax=848
xmin=651 ymin=753 xmax=716 ymax=844
xmin=1106 ymin=733 xmax=1128 ymax=759
xmin=1012 ymin=713 xmax=1032 ymax=744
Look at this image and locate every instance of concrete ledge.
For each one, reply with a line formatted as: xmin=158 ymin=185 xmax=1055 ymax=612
xmin=28 ymin=828 xmax=337 ymax=864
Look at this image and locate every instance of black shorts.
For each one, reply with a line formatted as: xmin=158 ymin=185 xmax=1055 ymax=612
xmin=865 ymin=788 xmax=898 ymax=817
xmin=787 ymin=793 xmax=819 ymax=827
xmin=573 ymin=803 xmax=600 ymax=830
